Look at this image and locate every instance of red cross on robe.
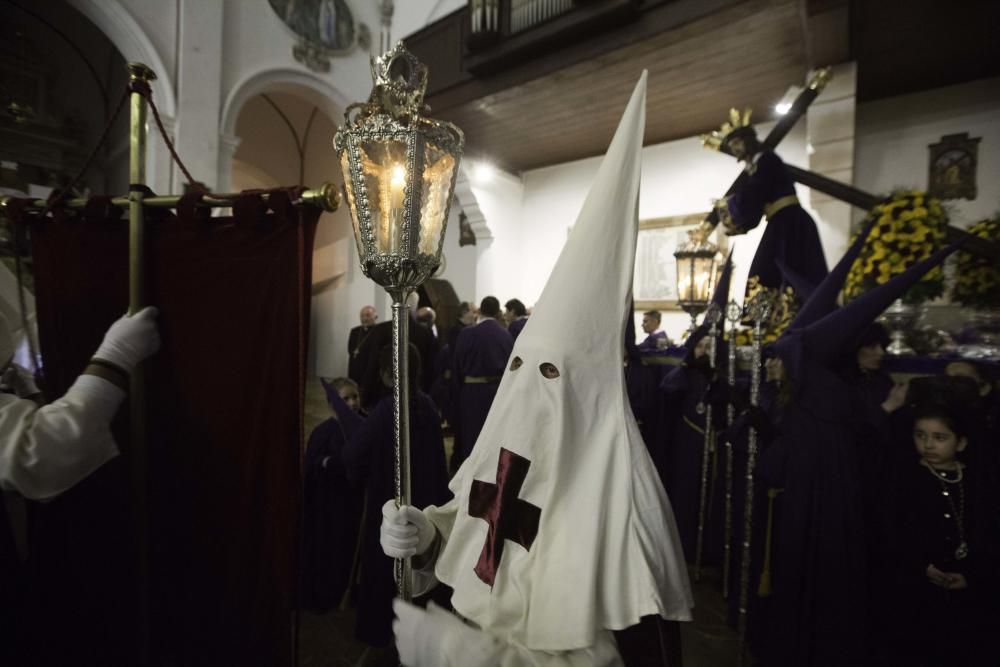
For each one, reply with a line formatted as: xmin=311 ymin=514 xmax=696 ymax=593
xmin=468 ymin=447 xmax=542 ymax=587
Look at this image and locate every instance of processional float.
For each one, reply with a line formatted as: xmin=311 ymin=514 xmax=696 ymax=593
xmin=697 ymin=66 xmax=1000 ymax=666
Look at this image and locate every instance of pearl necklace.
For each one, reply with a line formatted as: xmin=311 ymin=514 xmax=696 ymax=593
xmin=920 ymin=459 xmax=963 ymax=483
xmin=921 ymin=460 xmax=968 ymax=560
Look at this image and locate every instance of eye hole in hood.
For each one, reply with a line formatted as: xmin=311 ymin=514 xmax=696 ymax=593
xmin=539 ymin=362 xmax=560 ymax=379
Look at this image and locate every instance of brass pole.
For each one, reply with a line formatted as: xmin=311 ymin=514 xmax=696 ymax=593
xmin=127 ymin=61 xmax=154 ymax=666
xmin=389 ymin=288 xmax=414 ymax=602
xmin=0 ymin=182 xmax=342 ymax=215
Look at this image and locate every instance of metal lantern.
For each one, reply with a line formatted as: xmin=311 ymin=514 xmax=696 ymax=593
xmin=674 ymin=226 xmax=720 ymax=332
xmin=334 ymin=41 xmax=464 ymax=602
xmin=335 ymin=41 xmax=464 ymax=289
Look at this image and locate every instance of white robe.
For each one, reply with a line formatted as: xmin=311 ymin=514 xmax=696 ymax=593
xmin=0 ymin=375 xmax=122 ymax=500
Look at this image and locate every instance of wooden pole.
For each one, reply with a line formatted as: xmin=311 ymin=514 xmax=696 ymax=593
xmin=783 ymin=164 xmax=1000 ymax=262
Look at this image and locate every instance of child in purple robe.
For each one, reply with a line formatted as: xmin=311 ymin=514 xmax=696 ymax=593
xmin=301 ymin=377 xmax=364 ymax=612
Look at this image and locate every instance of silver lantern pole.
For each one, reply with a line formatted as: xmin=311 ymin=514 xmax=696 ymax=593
xmin=721 ymin=298 xmax=742 ymax=601
xmin=693 ymin=304 xmax=721 ymax=581
xmin=738 ymin=293 xmax=773 ymax=662
xmin=335 ymin=42 xmax=464 ymax=601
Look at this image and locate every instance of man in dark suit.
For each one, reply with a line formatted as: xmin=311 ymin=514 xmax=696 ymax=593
xmin=450 ymin=296 xmax=513 ymax=470
xmin=504 ymin=298 xmax=529 ymax=341
xmin=347 ymin=305 xmax=377 ymax=384
xmin=355 ymin=296 xmax=439 ymax=411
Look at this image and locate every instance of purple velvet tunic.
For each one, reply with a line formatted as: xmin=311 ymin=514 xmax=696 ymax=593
xmin=451 ymin=319 xmax=514 ymax=467
xmin=341 ymin=392 xmax=451 ymax=647
xmin=300 ymin=417 xmax=363 ymax=612
xmin=725 ymin=150 xmax=828 ymax=293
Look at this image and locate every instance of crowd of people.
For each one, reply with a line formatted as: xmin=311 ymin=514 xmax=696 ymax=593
xmin=304 ymin=278 xmax=999 ymax=665
xmin=303 ymin=295 xmax=544 ymax=663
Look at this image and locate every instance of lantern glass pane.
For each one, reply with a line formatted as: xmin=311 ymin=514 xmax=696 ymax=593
xmin=418 ymin=141 xmax=457 ymax=255
xmin=359 ymin=139 xmax=409 ymax=254
xmin=676 ymin=257 xmax=692 ymax=301
xmin=693 ymin=256 xmax=712 ymax=302
xmin=340 ymin=151 xmax=363 ymax=252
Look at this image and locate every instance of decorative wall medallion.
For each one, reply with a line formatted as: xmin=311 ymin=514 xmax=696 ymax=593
xmin=269 ymin=0 xmax=371 ymax=73
xmin=928 ymin=132 xmax=980 ymax=201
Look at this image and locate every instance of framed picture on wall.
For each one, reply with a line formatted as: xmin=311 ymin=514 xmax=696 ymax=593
xmin=927 ymin=132 xmax=980 ymax=201
xmin=633 ymin=212 xmax=725 ymax=310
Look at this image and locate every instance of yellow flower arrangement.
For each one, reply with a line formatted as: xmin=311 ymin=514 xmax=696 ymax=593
xmin=843 ymin=189 xmax=949 ymax=304
xmin=727 ymin=281 xmax=797 ymax=346
xmin=951 ymin=217 xmax=1000 ymax=309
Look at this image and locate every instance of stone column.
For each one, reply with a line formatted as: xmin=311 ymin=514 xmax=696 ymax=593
xmin=174 ymin=0 xmax=224 ymax=190
xmin=216 ymin=133 xmax=242 ymax=192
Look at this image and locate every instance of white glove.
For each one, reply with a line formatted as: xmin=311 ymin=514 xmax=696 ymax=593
xmin=394 ymin=600 xmax=468 ymax=667
xmin=381 ymin=499 xmax=435 ymax=558
xmin=93 ymin=307 xmax=161 ymax=374
xmin=2 ymin=363 xmax=40 ymax=398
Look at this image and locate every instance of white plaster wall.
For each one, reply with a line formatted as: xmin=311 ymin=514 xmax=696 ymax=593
xmin=855 ymin=76 xmax=1000 ymax=229
xmin=436 ymin=204 xmax=480 ymax=303
xmin=468 ymin=168 xmax=525 ymax=302
xmin=174 ymin=0 xmax=224 ymax=189
xmin=393 ymin=0 xmax=464 ymax=41
xmin=105 ymin=0 xmax=178 ymax=82
xmin=68 ymin=0 xmax=179 ymax=192
xmin=220 ymin=0 xmax=375 ymax=120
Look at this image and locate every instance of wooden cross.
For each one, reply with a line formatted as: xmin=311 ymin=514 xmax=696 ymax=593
xmin=468 ymin=447 xmax=542 ymax=587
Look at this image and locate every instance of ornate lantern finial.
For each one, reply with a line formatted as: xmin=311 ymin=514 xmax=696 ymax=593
xmin=335 ymin=41 xmax=464 ymax=290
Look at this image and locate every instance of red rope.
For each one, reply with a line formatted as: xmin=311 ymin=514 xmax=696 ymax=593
xmin=53 ymin=86 xmax=131 ymax=207
xmin=138 ymin=86 xmax=210 ymax=194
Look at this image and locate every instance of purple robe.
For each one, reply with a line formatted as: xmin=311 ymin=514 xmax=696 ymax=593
xmin=637 ymin=330 xmax=667 ymax=352
xmin=300 ymin=417 xmax=363 ymax=612
xmin=507 ymin=316 xmax=528 ymax=341
xmin=451 ymin=319 xmax=513 ymax=467
xmin=724 ymin=150 xmax=828 ymax=293
xmin=341 ymin=391 xmax=451 ymax=647
xmin=879 ymin=455 xmax=1000 ymax=665
xmin=659 ymin=362 xmax=725 ymax=564
xmin=752 ymin=360 xmax=868 ymax=666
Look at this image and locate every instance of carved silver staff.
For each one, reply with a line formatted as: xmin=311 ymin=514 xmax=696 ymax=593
xmin=335 ymin=44 xmax=464 ymax=601
xmin=722 ymin=298 xmax=742 ymax=600
xmin=738 ymin=293 xmax=773 ymax=661
xmin=694 ymin=304 xmax=722 ymax=581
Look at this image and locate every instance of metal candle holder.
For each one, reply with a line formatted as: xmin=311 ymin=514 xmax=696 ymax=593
xmin=738 ymin=292 xmax=773 ymax=661
xmin=335 ymin=42 xmax=464 ymax=600
xmin=674 ymin=227 xmax=719 ymax=334
xmin=694 ymin=303 xmax=722 ymax=581
xmin=722 ymin=298 xmax=742 ymax=601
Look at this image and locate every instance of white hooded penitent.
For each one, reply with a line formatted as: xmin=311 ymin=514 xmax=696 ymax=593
xmin=423 ymin=71 xmax=693 ymax=652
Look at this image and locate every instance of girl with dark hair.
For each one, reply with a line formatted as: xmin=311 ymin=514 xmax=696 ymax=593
xmin=880 ymin=402 xmax=1000 ymax=666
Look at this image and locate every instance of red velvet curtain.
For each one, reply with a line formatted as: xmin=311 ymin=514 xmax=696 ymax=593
xmin=10 ymin=191 xmax=318 ymax=666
